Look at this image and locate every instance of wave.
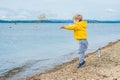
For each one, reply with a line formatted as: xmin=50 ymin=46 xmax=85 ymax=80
xmin=0 ymin=58 xmax=50 ymax=80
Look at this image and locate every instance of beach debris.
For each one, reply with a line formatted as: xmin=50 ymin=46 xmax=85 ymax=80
xmin=113 ymin=78 xmax=117 ymax=80
xmin=98 ymin=48 xmax=101 ymax=58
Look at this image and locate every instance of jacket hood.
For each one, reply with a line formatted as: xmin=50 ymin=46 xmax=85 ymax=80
xmin=77 ymin=21 xmax=87 ymax=28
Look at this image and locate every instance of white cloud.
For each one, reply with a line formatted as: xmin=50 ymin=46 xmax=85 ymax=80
xmin=0 ymin=8 xmax=59 ymax=20
xmin=0 ymin=15 xmax=7 ymax=19
xmin=106 ymin=9 xmax=116 ymax=13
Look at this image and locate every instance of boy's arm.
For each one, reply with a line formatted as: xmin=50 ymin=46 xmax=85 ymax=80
xmin=61 ymin=24 xmax=76 ymax=30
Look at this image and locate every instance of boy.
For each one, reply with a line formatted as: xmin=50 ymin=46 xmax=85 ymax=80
xmin=60 ymin=14 xmax=88 ymax=68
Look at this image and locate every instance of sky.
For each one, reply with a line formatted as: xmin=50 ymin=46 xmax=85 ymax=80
xmin=0 ymin=0 xmax=120 ymax=20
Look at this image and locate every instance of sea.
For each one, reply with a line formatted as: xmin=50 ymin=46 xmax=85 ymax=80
xmin=0 ymin=23 xmax=120 ymax=79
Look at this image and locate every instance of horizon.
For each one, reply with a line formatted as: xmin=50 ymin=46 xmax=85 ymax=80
xmin=1 ymin=19 xmax=120 ymax=21
xmin=1 ymin=19 xmax=120 ymax=24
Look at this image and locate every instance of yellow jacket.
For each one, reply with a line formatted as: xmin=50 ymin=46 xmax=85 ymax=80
xmin=64 ymin=21 xmax=88 ymax=40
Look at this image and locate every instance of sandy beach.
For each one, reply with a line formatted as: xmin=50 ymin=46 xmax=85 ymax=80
xmin=19 ymin=40 xmax=120 ymax=80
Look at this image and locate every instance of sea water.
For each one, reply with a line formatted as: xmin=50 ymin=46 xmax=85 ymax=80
xmin=0 ymin=23 xmax=120 ymax=79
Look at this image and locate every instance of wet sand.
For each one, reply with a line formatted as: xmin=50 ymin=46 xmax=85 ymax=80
xmin=19 ymin=40 xmax=120 ymax=80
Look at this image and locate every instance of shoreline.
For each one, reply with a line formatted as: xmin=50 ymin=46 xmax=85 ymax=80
xmin=21 ymin=40 xmax=120 ymax=80
xmin=0 ymin=40 xmax=119 ymax=80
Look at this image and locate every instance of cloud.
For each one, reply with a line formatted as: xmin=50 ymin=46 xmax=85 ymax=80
xmin=0 ymin=15 xmax=7 ymax=19
xmin=0 ymin=8 xmax=31 ymax=20
xmin=106 ymin=9 xmax=116 ymax=13
xmin=0 ymin=8 xmax=59 ymax=20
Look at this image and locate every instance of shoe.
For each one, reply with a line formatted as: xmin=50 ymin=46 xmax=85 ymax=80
xmin=77 ymin=61 xmax=85 ymax=68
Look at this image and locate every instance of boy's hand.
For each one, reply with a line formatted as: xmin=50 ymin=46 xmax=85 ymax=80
xmin=60 ymin=25 xmax=65 ymax=29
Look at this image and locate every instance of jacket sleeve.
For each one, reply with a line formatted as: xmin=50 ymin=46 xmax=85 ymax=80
xmin=64 ymin=24 xmax=76 ymax=30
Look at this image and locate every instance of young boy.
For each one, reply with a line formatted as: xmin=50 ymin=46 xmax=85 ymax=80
xmin=60 ymin=14 xmax=88 ymax=68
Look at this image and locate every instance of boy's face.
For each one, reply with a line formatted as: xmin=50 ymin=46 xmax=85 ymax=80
xmin=73 ymin=18 xmax=79 ymax=23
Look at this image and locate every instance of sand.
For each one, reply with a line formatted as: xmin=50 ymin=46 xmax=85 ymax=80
xmin=20 ymin=40 xmax=120 ymax=80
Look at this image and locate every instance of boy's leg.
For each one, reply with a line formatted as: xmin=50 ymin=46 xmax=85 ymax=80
xmin=78 ymin=40 xmax=88 ymax=64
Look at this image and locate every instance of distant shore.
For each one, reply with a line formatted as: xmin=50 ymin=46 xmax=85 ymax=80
xmin=21 ymin=40 xmax=120 ymax=80
xmin=0 ymin=19 xmax=120 ymax=23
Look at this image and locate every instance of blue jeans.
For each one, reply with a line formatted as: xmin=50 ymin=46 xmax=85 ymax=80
xmin=78 ymin=39 xmax=88 ymax=64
